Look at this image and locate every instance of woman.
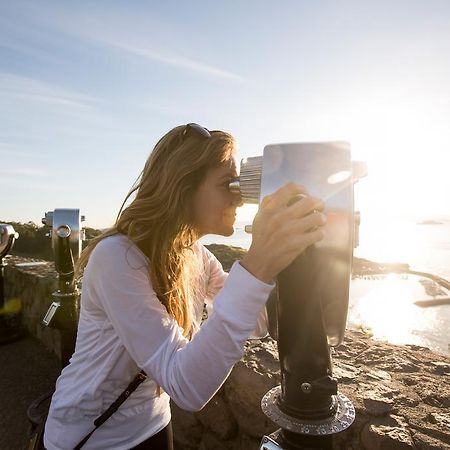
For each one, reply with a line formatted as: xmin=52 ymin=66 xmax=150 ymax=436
xmin=44 ymin=124 xmax=326 ymax=449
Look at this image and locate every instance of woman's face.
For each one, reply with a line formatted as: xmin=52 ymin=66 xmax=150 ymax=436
xmin=192 ymin=159 xmax=241 ymax=237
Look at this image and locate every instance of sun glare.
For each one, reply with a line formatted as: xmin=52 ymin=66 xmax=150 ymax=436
xmin=341 ymin=98 xmax=449 ymax=218
xmin=353 ymin=274 xmax=417 ymax=342
xmin=237 ymin=203 xmax=258 ymax=223
xmin=349 ymin=273 xmax=446 ymax=351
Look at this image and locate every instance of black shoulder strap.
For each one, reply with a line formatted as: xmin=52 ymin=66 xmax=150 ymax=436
xmin=73 ymin=370 xmax=147 ymax=450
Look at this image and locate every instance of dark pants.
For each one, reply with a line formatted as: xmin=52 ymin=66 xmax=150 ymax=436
xmin=129 ymin=422 xmax=174 ymax=450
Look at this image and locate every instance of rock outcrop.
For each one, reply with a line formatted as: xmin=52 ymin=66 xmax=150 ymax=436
xmin=170 ymin=331 xmax=450 ymax=449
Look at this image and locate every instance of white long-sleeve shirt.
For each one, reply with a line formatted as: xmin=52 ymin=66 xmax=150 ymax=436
xmin=44 ymin=234 xmax=272 ymax=450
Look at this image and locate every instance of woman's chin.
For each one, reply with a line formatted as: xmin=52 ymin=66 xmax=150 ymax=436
xmin=218 ymin=222 xmax=235 ymax=237
xmin=222 ymin=227 xmax=234 ymax=237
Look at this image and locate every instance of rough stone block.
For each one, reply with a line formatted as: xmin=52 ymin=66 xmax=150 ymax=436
xmin=171 ymin=402 xmax=203 ymax=450
xmin=225 ymin=359 xmax=277 ymax=438
xmin=361 ymin=423 xmax=414 ymax=449
xmin=195 ymin=394 xmax=237 ymax=440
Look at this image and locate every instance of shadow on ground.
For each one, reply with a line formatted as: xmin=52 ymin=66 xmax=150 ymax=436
xmin=0 ymin=334 xmax=60 ymax=449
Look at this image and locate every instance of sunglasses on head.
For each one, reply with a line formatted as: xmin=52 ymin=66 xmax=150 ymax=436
xmin=182 ymin=123 xmax=211 ymax=140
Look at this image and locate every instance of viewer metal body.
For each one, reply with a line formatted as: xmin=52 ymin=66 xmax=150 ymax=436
xmin=231 ymin=142 xmax=366 ymax=449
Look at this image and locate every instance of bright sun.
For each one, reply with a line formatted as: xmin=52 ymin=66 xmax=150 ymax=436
xmin=343 ymin=100 xmax=449 ymax=219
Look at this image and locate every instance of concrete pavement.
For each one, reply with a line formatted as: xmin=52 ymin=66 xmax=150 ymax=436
xmin=0 ymin=334 xmax=60 ymax=450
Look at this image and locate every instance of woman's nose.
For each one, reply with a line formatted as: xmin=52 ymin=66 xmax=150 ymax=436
xmin=231 ymin=191 xmax=244 ymax=207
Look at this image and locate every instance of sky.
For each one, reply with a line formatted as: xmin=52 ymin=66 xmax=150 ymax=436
xmin=1 ymin=0 xmax=450 ymax=229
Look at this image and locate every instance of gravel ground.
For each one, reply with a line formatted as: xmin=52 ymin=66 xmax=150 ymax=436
xmin=0 ymin=334 xmax=60 ymax=450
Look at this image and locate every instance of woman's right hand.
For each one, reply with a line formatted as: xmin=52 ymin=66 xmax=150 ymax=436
xmin=240 ymin=182 xmax=326 ymax=284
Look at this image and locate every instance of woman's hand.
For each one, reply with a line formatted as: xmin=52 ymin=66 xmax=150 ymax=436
xmin=240 ymin=182 xmax=326 ymax=283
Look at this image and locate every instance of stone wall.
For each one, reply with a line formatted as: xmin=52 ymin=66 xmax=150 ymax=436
xmin=2 ymin=255 xmax=450 ymax=449
xmin=3 ymin=255 xmax=62 ymax=356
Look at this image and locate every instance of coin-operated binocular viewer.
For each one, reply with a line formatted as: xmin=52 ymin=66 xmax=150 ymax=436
xmin=0 ymin=224 xmax=19 ymax=306
xmin=0 ymin=224 xmax=21 ymax=343
xmin=230 ymin=142 xmax=366 ymax=450
xmin=41 ymin=209 xmax=85 ymax=367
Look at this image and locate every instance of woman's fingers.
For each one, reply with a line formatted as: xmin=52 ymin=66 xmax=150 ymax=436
xmin=282 ymin=196 xmax=325 ymax=220
xmin=261 ymin=182 xmax=308 ymax=210
xmin=286 ymin=223 xmax=325 ymax=251
xmin=286 ymin=210 xmax=327 ymax=234
xmin=261 ymin=186 xmax=323 ymax=222
xmin=270 ymin=212 xmax=326 ymax=255
xmin=257 ymin=195 xmax=325 ymax=238
xmin=242 ymin=182 xmax=328 ymax=283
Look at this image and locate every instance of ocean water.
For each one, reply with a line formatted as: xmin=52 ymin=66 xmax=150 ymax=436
xmin=201 ymin=217 xmax=450 ymax=355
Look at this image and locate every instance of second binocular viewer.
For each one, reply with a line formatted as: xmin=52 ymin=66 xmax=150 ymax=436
xmin=42 ymin=209 xmax=85 ymax=367
xmin=230 ymin=142 xmax=366 ymax=450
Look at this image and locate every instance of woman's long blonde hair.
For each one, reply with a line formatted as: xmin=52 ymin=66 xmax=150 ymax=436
xmin=76 ymin=125 xmax=235 ymax=337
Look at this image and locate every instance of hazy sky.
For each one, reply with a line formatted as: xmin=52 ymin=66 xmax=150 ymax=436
xmin=2 ymin=0 xmax=449 ymax=228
